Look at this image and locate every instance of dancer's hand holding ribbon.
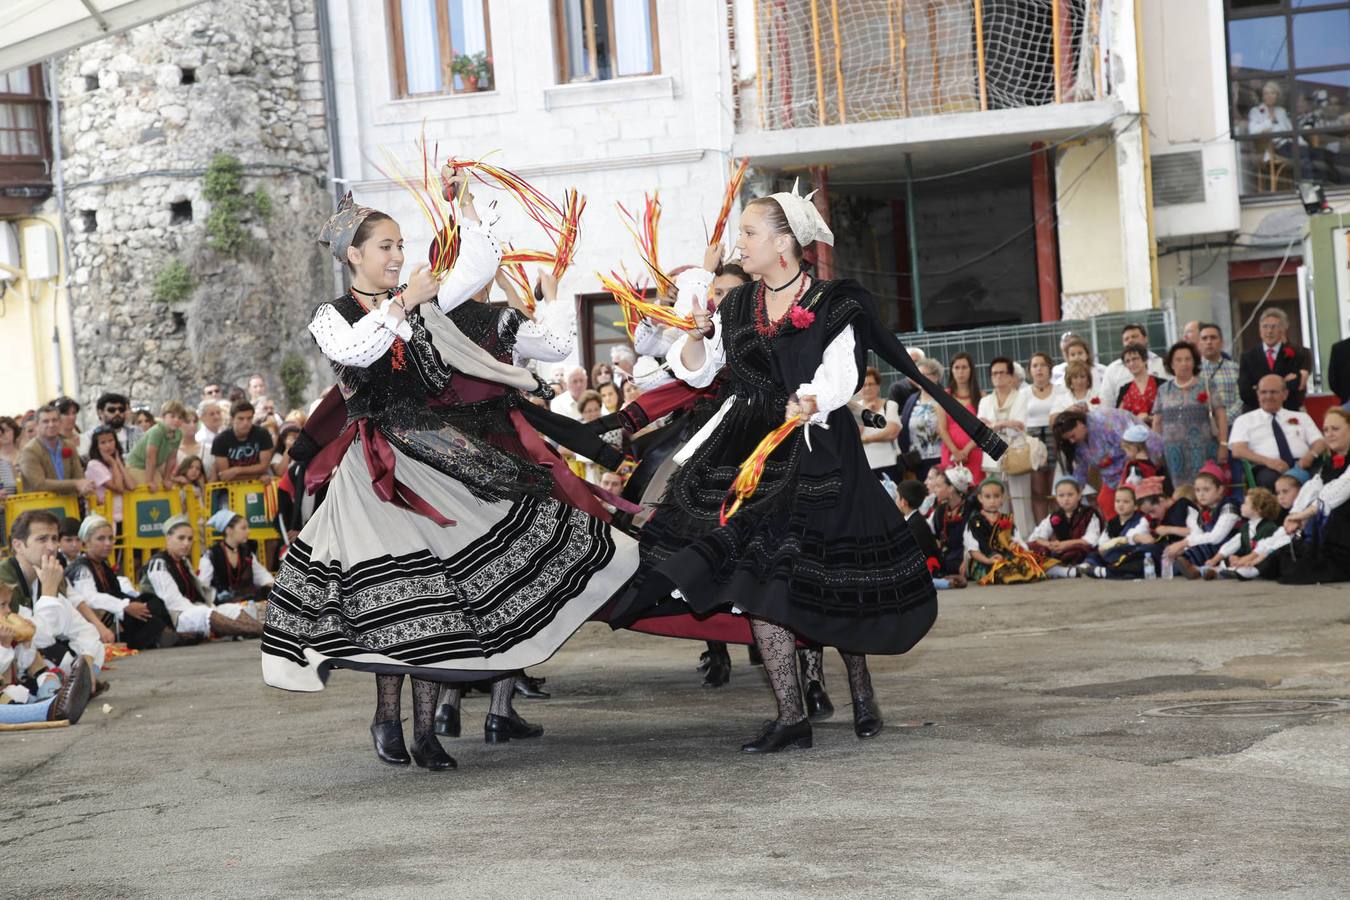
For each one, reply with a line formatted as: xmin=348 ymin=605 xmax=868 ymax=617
xmin=689 ymin=295 xmax=713 ymax=338
xmin=785 ymin=395 xmax=818 ymax=422
xmin=403 ymin=262 xmax=441 ymax=309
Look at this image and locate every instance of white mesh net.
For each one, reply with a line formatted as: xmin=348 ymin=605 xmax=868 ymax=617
xmin=748 ymin=0 xmax=1106 ymax=130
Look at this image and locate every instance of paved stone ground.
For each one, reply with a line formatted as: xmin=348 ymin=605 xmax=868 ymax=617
xmin=4 ymin=576 xmax=1349 ymax=898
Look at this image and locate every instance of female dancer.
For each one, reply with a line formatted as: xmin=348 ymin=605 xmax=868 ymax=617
xmin=609 ymin=185 xmax=1002 ymax=752
xmin=261 ymin=193 xmax=636 ymax=771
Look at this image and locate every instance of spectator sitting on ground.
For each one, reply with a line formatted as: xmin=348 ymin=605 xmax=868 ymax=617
xmin=65 ymin=515 xmax=176 ymax=650
xmin=1274 ymin=472 xmax=1305 ymax=520
xmin=0 ymin=583 xmax=95 ymax=727
xmin=1078 ymin=485 xmax=1155 ymax=579
xmin=1166 ymin=463 xmax=1243 ymax=579
xmin=211 ymin=401 xmax=275 ymax=484
xmin=125 ymin=400 xmax=186 ymax=491
xmin=1229 ymin=375 xmax=1326 ymax=489
xmin=925 ymin=464 xmax=974 ymax=582
xmin=962 ymin=479 xmax=1044 ymax=585
xmin=198 ymin=510 xmax=274 ymax=608
xmin=140 ymin=515 xmax=263 ymax=640
xmin=1027 ymin=478 xmax=1102 ymax=577
xmin=1200 ymin=488 xmax=1288 ymax=581
xmin=1276 ymin=407 xmax=1350 ymax=584
xmin=57 ymin=517 xmax=82 ymax=566
xmin=19 ymin=403 xmax=93 ymax=498
xmin=895 ymin=478 xmax=963 ymax=590
xmin=54 ymin=397 xmax=81 ymax=448
xmin=550 ymin=367 xmax=589 ymax=421
xmin=1238 ymin=308 xmax=1310 ymax=412
xmin=0 ymin=510 xmax=110 ymax=687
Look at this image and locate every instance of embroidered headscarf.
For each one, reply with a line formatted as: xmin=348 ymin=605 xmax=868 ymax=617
xmin=318 ymin=192 xmax=380 ymax=263
xmin=77 ymin=515 xmax=111 ymax=543
xmin=768 ymin=179 xmax=835 ymax=247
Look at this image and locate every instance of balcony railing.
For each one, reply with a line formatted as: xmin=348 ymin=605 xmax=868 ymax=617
xmin=743 ymin=0 xmax=1109 ymax=131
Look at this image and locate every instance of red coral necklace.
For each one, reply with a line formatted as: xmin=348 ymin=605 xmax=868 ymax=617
xmin=754 ymin=273 xmax=810 ymax=337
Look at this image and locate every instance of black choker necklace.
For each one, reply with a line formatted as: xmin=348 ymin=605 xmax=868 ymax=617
xmin=762 ymin=269 xmax=805 ymax=293
xmin=350 ymin=285 xmax=386 ymax=297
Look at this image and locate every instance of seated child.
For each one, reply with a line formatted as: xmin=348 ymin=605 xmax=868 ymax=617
xmin=1027 ymin=478 xmax=1102 ymax=577
xmin=1079 ymin=484 xmax=1156 ymax=579
xmin=1164 ymin=462 xmax=1241 ymax=579
xmin=1274 ymin=472 xmax=1305 ymax=523
xmin=895 ymin=479 xmax=966 ymax=589
xmin=1201 ymin=487 xmax=1289 ymax=580
xmin=963 ymin=479 xmax=1046 ymax=585
xmin=926 ymin=464 xmax=976 ymax=578
xmin=1120 ymin=423 xmax=1161 ymax=486
xmin=141 ymin=515 xmax=263 ymax=640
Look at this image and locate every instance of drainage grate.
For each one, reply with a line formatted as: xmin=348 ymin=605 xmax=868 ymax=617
xmin=1143 ymin=700 xmax=1349 ymax=719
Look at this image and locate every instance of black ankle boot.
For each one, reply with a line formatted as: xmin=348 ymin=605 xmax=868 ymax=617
xmin=409 ymin=732 xmax=457 ymax=770
xmin=513 ymin=675 xmax=550 ymax=699
xmin=852 ymin=696 xmax=884 ymax=739
xmin=370 ymin=720 xmax=411 ymax=766
xmin=702 ymin=645 xmax=731 ymax=688
xmin=485 ymin=711 xmax=545 ymax=744
xmin=804 ymin=681 xmax=834 ymax=721
xmin=434 ymin=697 xmax=461 ymax=738
xmin=740 ymin=718 xmax=812 ymax=753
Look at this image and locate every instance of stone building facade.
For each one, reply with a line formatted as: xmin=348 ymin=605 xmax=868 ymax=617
xmin=56 ymin=0 xmax=333 ymax=416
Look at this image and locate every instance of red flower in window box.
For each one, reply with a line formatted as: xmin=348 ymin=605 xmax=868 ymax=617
xmin=61 ymin=446 xmax=73 ymax=459
xmin=1284 ymin=346 xmax=1295 ymax=359
xmin=1195 ymin=391 xmax=1208 ymax=404
xmin=788 ymin=306 xmax=816 ymax=330
xmin=1090 ymin=397 xmax=1101 ymax=405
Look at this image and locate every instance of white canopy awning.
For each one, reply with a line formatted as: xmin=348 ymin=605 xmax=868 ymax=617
xmin=0 ymin=0 xmax=208 ymax=72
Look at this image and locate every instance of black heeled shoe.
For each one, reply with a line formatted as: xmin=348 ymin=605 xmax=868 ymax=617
xmin=852 ymin=696 xmax=884 ymax=739
xmin=804 ymin=681 xmax=834 ymax=721
xmin=484 ymin=711 xmax=545 ymax=744
xmin=434 ymin=698 xmax=461 ymax=738
xmin=513 ymin=675 xmax=551 ymax=700
xmin=370 ymin=720 xmax=411 ymax=766
xmin=409 ymin=733 xmax=457 ymax=770
xmin=702 ymin=646 xmax=731 ymax=689
xmin=740 ymin=718 xmax=813 ymax=753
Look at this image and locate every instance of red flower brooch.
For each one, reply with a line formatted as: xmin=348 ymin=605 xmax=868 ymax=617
xmin=61 ymin=446 xmax=73 ymax=459
xmin=1050 ymin=514 xmax=1063 ymax=526
xmin=1201 ymin=509 xmax=1213 ymax=524
xmin=1334 ymin=454 xmax=1346 ymax=469
xmin=1090 ymin=397 xmax=1101 ymax=405
xmin=788 ymin=306 xmax=815 ymax=330
xmin=997 ymin=517 xmax=1012 ymax=530
xmin=1195 ymin=391 xmax=1208 ymax=404
xmin=1288 ymin=417 xmax=1299 ymax=425
xmin=1284 ymin=346 xmax=1296 ymax=359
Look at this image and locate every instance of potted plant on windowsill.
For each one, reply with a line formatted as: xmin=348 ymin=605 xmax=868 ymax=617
xmin=452 ymin=52 xmax=492 ymax=93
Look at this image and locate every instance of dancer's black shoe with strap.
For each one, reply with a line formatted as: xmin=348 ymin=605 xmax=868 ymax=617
xmin=740 ymin=718 xmax=813 ymax=753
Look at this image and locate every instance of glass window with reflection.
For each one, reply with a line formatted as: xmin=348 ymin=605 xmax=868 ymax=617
xmin=387 ymin=0 xmax=493 ymax=98
xmin=554 ymin=0 xmax=659 ymax=84
xmin=1226 ymin=1 xmax=1350 ymax=195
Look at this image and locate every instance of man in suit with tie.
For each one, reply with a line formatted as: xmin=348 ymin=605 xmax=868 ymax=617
xmin=1238 ymin=309 xmax=1309 ymax=412
xmin=1229 ymin=374 xmax=1327 ymax=488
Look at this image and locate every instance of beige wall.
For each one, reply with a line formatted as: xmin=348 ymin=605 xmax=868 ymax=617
xmin=1057 ymin=139 xmax=1127 ymax=308
xmin=0 ymin=215 xmax=77 ymax=415
xmin=1141 ymin=0 xmax=1226 ymax=152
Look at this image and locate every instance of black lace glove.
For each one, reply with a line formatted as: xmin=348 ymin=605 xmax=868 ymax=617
xmin=530 ymin=375 xmax=555 ymax=401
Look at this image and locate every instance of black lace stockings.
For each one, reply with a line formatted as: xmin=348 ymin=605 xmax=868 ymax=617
xmin=798 ymin=648 xmax=874 ymax=703
xmin=749 ymin=617 xmax=805 ymax=725
xmin=435 ymin=675 xmax=516 ymax=720
xmin=374 ymin=674 xmax=444 ymax=741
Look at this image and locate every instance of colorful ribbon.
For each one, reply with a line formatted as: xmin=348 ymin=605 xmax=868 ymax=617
xmin=719 ymin=415 xmax=804 ymax=526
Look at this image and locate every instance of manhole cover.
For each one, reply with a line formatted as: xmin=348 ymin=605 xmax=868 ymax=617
xmin=1143 ymin=699 xmax=1350 ymax=718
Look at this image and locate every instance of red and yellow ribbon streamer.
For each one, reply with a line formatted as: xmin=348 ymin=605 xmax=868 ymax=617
xmin=708 ymin=157 xmax=750 ymax=248
xmin=617 ymin=192 xmax=674 ymax=297
xmin=597 ymin=270 xmax=695 ymax=338
xmin=719 ymin=415 xmax=804 ymax=526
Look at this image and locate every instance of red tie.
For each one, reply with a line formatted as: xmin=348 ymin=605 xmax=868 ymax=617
xmin=1266 ymin=348 xmax=1276 ymax=371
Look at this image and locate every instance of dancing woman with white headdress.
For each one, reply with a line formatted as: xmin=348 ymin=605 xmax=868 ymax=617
xmin=609 ymin=185 xmax=1004 ymax=753
xmin=261 ymin=191 xmax=636 ymax=772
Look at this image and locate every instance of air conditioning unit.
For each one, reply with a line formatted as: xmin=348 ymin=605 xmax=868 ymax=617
xmin=1151 ymin=141 xmax=1240 ymax=239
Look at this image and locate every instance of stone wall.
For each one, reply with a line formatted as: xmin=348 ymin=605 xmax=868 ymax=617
xmin=57 ymin=0 xmax=333 ymax=419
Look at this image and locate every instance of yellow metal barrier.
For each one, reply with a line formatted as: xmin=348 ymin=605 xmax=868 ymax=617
xmin=2 ymin=492 xmax=81 ymax=545
xmin=119 ymin=486 xmax=196 ymax=573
